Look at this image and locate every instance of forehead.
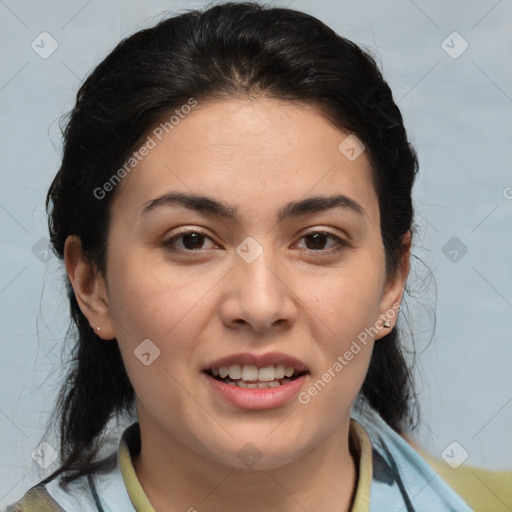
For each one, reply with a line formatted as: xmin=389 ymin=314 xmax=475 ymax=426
xmin=110 ymin=97 xmax=379 ymax=224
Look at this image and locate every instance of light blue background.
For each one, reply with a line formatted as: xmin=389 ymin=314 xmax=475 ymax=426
xmin=1 ymin=0 xmax=511 ymax=506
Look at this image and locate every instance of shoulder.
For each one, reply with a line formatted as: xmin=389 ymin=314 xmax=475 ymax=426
xmin=3 ymin=424 xmax=141 ymax=512
xmin=351 ymin=405 xmax=480 ymax=511
xmin=3 ymin=483 xmax=64 ymax=512
xmin=3 ymin=454 xmax=118 ymax=512
xmin=412 ymin=443 xmax=512 ymax=512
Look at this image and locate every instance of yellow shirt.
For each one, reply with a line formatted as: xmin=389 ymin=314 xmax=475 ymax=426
xmin=413 ymin=442 xmax=512 ymax=512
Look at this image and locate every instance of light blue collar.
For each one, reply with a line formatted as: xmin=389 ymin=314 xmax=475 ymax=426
xmin=352 ymin=402 xmax=475 ymax=511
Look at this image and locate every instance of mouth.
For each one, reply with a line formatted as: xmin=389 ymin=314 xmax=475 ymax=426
xmin=204 ymin=364 xmax=308 ymax=389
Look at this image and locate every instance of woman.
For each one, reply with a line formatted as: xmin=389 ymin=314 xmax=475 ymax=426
xmin=4 ymin=2 xmax=510 ymax=511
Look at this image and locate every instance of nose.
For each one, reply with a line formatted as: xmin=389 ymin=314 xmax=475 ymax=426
xmin=219 ymin=244 xmax=298 ymax=334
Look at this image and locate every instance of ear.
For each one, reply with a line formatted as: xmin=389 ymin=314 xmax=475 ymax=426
xmin=64 ymin=235 xmax=116 ymax=340
xmin=374 ymin=230 xmax=411 ymax=340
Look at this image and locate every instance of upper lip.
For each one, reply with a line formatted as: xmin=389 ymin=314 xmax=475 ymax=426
xmin=204 ymin=351 xmax=309 ymax=373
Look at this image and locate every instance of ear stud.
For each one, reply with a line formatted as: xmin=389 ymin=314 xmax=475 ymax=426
xmin=383 ymin=320 xmax=391 ymax=328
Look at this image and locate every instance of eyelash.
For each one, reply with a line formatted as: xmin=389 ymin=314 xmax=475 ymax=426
xmin=162 ymin=230 xmax=351 ymax=254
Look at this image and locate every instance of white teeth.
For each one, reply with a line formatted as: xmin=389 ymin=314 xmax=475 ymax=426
xmin=228 ymin=364 xmax=242 ymax=380
xmin=241 ymin=365 xmax=259 ymax=381
xmin=213 ymin=363 xmax=302 ymax=383
xmin=217 ymin=377 xmax=293 ymax=389
xmin=274 ymin=364 xmax=285 ymax=379
xmin=258 ymin=366 xmax=275 ymax=381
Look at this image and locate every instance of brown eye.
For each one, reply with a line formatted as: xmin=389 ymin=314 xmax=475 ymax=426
xmin=181 ymin=232 xmax=206 ymax=250
xmin=298 ymin=231 xmax=349 ymax=252
xmin=164 ymin=231 xmax=216 ymax=251
xmin=304 ymin=232 xmax=329 ymax=250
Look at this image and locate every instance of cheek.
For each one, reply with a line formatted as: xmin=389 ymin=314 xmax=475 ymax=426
xmin=107 ymin=247 xmax=213 ymax=340
xmin=297 ymin=255 xmax=384 ymax=400
xmin=304 ymin=255 xmax=385 ymax=335
xmin=106 ymin=263 xmax=202 ymax=419
xmin=105 ymin=248 xmax=225 ymax=409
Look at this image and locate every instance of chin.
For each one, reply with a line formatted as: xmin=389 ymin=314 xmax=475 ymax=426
xmin=199 ymin=428 xmax=312 ymax=471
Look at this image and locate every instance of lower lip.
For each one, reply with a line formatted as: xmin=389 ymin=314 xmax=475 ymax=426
xmin=202 ymin=372 xmax=308 ymax=410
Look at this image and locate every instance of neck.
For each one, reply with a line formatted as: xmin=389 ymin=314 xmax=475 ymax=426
xmin=132 ymin=419 xmax=358 ymax=512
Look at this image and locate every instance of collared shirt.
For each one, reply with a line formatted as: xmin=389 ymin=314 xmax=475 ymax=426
xmin=4 ymin=407 xmax=511 ymax=511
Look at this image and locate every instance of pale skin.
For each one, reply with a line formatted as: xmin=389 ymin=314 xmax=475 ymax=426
xmin=65 ymin=97 xmax=411 ymax=511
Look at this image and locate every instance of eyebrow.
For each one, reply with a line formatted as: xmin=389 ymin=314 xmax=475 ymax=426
xmin=140 ymin=192 xmax=367 ymax=221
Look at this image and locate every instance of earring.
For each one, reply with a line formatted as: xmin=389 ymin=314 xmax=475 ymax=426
xmin=96 ymin=326 xmax=101 ymax=332
xmin=383 ymin=320 xmax=391 ymax=328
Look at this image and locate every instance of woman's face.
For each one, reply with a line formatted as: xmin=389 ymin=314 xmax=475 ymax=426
xmin=87 ymin=98 xmax=407 ymax=469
